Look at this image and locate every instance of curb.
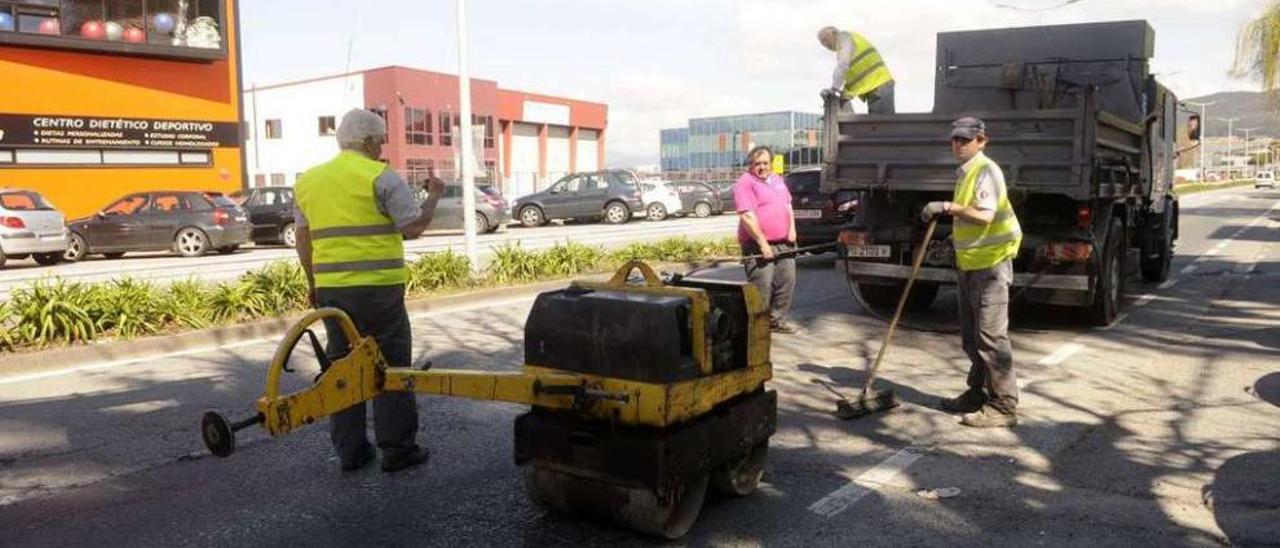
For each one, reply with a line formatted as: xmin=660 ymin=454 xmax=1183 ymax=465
xmin=0 ymin=262 xmax=729 ymax=380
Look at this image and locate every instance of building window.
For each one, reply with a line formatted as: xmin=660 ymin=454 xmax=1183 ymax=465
xmin=405 ymin=158 xmax=434 ymax=184
xmin=271 ymin=173 xmax=285 ymax=185
xmin=471 ymin=115 xmax=495 ymax=149
xmin=439 ymin=111 xmax=453 ymax=147
xmin=0 ymin=0 xmax=228 ymax=60
xmin=318 ymin=116 xmax=336 ymax=136
xmin=265 ymin=119 xmax=282 ymax=139
xmin=405 ymin=107 xmax=432 ymax=146
xmin=254 ymin=174 xmax=266 ymax=188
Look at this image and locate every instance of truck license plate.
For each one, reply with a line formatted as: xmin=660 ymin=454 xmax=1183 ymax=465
xmin=846 ymin=245 xmax=891 ymax=258
xmin=794 ymin=208 xmax=823 ymax=219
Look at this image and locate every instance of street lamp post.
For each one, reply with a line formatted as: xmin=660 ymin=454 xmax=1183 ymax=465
xmin=456 ymin=0 xmax=478 ymax=271
xmin=1238 ymin=127 xmax=1259 ymax=177
xmin=1181 ymin=100 xmax=1214 ymax=182
xmin=1217 ymin=116 xmax=1240 ymax=179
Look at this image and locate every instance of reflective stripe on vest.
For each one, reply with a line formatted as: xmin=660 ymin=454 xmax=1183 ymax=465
xmin=951 ymin=153 xmax=1022 ymax=271
xmin=296 ymin=151 xmax=407 ymax=288
xmin=843 ymin=31 xmax=894 ymax=99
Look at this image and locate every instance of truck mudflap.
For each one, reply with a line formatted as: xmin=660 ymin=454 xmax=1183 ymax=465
xmin=839 ymin=260 xmax=1090 ymax=291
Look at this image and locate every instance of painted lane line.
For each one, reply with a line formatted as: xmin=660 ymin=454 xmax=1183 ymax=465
xmin=809 ymin=448 xmax=924 ymax=518
xmin=1132 ymin=293 xmax=1157 ymax=308
xmin=1180 ymin=264 xmax=1198 ymax=275
xmin=1158 ymin=279 xmax=1179 ymax=291
xmin=1038 ymin=342 xmax=1083 ymax=366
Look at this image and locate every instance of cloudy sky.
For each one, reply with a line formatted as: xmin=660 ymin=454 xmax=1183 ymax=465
xmin=240 ymin=0 xmax=1267 ymax=167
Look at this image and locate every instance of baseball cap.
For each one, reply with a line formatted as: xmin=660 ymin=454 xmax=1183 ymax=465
xmin=950 ymin=117 xmax=986 ymax=140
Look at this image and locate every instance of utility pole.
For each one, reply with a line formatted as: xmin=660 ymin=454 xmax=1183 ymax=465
xmin=1181 ymin=100 xmax=1213 ymax=181
xmin=457 ymin=0 xmax=478 ymax=272
xmin=1217 ymin=116 xmax=1240 ymax=178
xmin=1238 ymin=127 xmax=1259 ymax=177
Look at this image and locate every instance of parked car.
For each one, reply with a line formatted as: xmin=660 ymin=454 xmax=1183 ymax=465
xmin=511 ymin=170 xmax=644 ymax=227
xmin=431 ymin=183 xmax=510 ymax=233
xmin=785 ymin=167 xmax=859 ymax=251
xmin=1256 ymin=171 xmax=1276 ymax=189
xmin=639 ymin=180 xmax=683 ymax=221
xmin=232 ymin=186 xmax=298 ymax=247
xmin=706 ymin=179 xmax=737 ymax=196
xmin=0 ymin=188 xmax=70 ymax=268
xmin=64 ymin=191 xmax=251 ymax=261
xmin=667 ymin=180 xmax=726 ymax=218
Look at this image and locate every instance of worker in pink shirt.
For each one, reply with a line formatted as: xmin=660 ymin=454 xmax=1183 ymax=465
xmin=733 ymin=146 xmax=800 ymax=334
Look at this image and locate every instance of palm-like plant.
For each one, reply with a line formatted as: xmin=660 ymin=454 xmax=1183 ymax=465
xmin=1233 ymin=1 xmax=1280 ymax=106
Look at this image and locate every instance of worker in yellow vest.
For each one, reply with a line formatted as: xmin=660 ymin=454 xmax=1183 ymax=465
xmin=921 ymin=117 xmax=1022 ymax=428
xmin=817 ymin=26 xmax=895 ymax=114
xmin=294 ymin=109 xmax=445 ymax=471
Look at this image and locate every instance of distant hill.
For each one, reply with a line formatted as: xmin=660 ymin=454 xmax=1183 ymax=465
xmin=1180 ymin=91 xmax=1280 ymax=139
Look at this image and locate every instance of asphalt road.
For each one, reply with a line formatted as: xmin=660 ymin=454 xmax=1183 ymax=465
xmin=0 ymin=186 xmax=1276 ymax=546
xmin=0 ymin=214 xmax=738 ymax=299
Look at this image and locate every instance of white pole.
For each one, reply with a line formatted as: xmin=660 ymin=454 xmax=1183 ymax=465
xmin=457 ymin=0 xmax=478 ymax=271
xmin=1218 ymin=116 xmax=1239 ymax=178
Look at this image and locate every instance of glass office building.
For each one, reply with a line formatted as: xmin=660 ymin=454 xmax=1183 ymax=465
xmin=660 ymin=111 xmax=822 ymax=174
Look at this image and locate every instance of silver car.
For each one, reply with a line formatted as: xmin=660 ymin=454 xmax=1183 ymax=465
xmin=0 ymin=188 xmax=69 ymax=268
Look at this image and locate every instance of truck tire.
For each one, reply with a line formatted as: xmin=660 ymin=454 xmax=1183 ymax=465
xmin=854 ymin=281 xmax=938 ymax=312
xmin=1140 ymin=207 xmax=1172 ymax=283
xmin=1088 ymin=217 xmax=1126 ymax=326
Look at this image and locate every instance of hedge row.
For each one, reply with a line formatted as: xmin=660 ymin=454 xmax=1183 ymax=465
xmin=0 ymin=236 xmax=739 ymax=352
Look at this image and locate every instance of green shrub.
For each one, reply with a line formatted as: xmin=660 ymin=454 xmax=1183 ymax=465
xmin=93 ymin=278 xmax=169 ymax=339
xmin=3 ymin=278 xmax=101 ymax=347
xmin=162 ymin=278 xmax=213 ymax=329
xmin=487 ymin=242 xmax=548 ymax=283
xmin=607 ymin=241 xmax=663 ymax=264
xmin=542 ymin=240 xmax=605 ymax=277
xmin=207 ymin=280 xmax=267 ymax=323
xmin=407 ymin=250 xmax=473 ymax=294
xmin=241 ymin=261 xmax=309 ymax=315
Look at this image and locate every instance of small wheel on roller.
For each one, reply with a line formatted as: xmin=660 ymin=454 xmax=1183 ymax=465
xmin=711 ymin=441 xmax=769 ymax=497
xmin=201 ymin=410 xmax=236 ymax=457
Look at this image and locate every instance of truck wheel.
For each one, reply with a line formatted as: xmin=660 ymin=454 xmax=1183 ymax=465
xmin=1140 ymin=208 xmax=1172 ymax=283
xmin=854 ymin=281 xmax=938 ymax=312
xmin=1088 ymin=218 xmax=1126 ymax=326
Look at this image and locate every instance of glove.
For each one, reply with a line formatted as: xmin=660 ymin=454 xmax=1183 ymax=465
xmin=820 ymin=87 xmax=843 ymax=100
xmin=920 ymin=201 xmax=950 ymax=222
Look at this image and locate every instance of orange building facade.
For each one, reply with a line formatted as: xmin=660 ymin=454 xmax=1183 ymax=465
xmin=0 ymin=0 xmax=244 ymax=219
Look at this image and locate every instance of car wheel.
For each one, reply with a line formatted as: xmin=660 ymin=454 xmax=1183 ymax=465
xmin=694 ymin=202 xmax=713 ymax=218
xmin=474 ymin=211 xmax=490 ymax=234
xmin=64 ymin=233 xmax=88 ymax=262
xmin=33 ymin=252 xmax=62 ymax=266
xmin=519 ymin=206 xmax=546 ymax=228
xmin=0 ymin=248 xmax=6 ymax=269
xmin=281 ymin=222 xmax=297 ymax=248
xmin=103 ymin=252 xmax=126 ymax=260
xmin=174 ymin=227 xmax=210 ymax=258
xmin=217 ymin=245 xmax=240 ymax=254
xmin=603 ymin=202 xmax=629 ymax=224
xmin=646 ymin=202 xmax=668 ymax=221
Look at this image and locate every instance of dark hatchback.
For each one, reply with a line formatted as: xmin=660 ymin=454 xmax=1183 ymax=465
xmin=232 ymin=186 xmax=298 ymax=247
xmin=668 ymin=180 xmax=726 ymax=217
xmin=64 ymin=191 xmax=251 ymax=261
xmin=785 ymin=168 xmax=859 ymax=250
xmin=511 ymin=170 xmax=645 ymax=227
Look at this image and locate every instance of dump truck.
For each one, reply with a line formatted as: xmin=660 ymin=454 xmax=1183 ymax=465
xmin=823 ymin=20 xmax=1182 ymax=325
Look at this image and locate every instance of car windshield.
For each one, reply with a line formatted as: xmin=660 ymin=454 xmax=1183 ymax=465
xmin=785 ymin=171 xmax=821 ymax=194
xmin=205 ymin=193 xmax=239 ymax=208
xmin=0 ymin=191 xmax=56 ymax=211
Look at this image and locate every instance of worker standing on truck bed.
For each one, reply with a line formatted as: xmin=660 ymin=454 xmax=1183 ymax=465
xmin=921 ymin=117 xmax=1022 ymax=428
xmin=294 ymin=109 xmax=443 ymax=471
xmin=817 ymin=26 xmax=895 ymax=114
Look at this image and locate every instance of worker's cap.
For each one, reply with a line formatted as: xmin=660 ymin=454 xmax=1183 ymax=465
xmin=336 ymin=109 xmax=388 ymax=146
xmin=950 ymin=117 xmax=986 ymax=140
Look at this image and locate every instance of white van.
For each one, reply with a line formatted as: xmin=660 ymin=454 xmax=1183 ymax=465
xmin=1257 ymin=171 xmax=1276 ymax=189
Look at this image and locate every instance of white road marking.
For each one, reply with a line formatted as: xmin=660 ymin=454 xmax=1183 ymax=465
xmin=1179 ymin=264 xmax=1198 ymax=275
xmin=1158 ymin=279 xmax=1179 ymax=290
xmin=808 ymin=448 xmax=924 ymax=518
xmin=1037 ymin=342 xmax=1083 ymax=366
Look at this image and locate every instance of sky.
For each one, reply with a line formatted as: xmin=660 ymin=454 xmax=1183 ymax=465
xmin=240 ymin=0 xmax=1268 ymax=167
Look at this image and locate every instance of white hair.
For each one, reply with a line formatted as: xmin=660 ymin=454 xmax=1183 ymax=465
xmin=818 ymin=26 xmax=839 ymax=49
xmin=336 ymin=109 xmax=387 ymax=148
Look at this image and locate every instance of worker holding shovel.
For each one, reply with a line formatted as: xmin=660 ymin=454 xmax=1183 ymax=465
xmin=921 ymin=117 xmax=1022 ymax=428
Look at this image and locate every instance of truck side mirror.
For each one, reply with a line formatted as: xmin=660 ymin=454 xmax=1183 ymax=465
xmin=1187 ymin=114 xmax=1201 ymax=141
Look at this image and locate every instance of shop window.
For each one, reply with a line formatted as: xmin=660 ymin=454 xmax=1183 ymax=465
xmin=265 ymin=119 xmax=282 ymax=139
xmin=318 ymin=116 xmax=336 ymax=136
xmin=404 ymin=107 xmax=432 ymax=146
xmin=0 ymin=0 xmax=227 ymax=60
xmin=439 ymin=111 xmax=453 ymax=147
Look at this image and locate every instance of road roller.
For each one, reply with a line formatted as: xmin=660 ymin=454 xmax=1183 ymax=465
xmin=201 ymin=261 xmax=777 ymax=539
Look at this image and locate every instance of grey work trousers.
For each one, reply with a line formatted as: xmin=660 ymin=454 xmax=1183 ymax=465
xmin=839 ymin=81 xmax=896 ymax=115
xmin=956 ymin=259 xmax=1019 ymax=412
xmin=316 ymin=284 xmax=420 ymax=464
xmin=742 ymin=241 xmax=797 ymax=325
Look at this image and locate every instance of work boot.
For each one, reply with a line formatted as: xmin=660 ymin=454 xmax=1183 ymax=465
xmin=960 ymin=404 xmax=1017 ymax=428
xmin=939 ymin=388 xmax=987 ymax=414
xmin=770 ymin=319 xmax=802 ymax=335
xmin=382 ymin=446 xmax=430 ymax=473
xmin=341 ymin=444 xmax=376 ymax=472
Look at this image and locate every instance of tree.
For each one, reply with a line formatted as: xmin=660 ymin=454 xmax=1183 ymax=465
xmin=1233 ymin=1 xmax=1280 ymax=108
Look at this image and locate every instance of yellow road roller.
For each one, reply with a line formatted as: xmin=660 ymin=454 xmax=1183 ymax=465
xmin=201 ymin=261 xmax=777 ymax=539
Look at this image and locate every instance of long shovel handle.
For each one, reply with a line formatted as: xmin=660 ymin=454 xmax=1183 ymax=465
xmin=861 ymin=217 xmax=938 ymax=395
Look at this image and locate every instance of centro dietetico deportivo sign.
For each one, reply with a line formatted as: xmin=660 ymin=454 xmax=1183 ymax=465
xmin=0 ymin=113 xmax=240 ymax=149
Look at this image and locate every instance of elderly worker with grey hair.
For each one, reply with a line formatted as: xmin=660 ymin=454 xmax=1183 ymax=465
xmin=293 ymin=108 xmax=445 ymax=472
xmin=817 ymin=26 xmax=895 ymax=114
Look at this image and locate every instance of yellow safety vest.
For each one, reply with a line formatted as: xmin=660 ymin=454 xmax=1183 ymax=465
xmin=843 ymin=31 xmax=894 ymax=99
xmin=951 ymin=152 xmax=1022 ymax=271
xmin=295 ymin=151 xmax=407 ymax=288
